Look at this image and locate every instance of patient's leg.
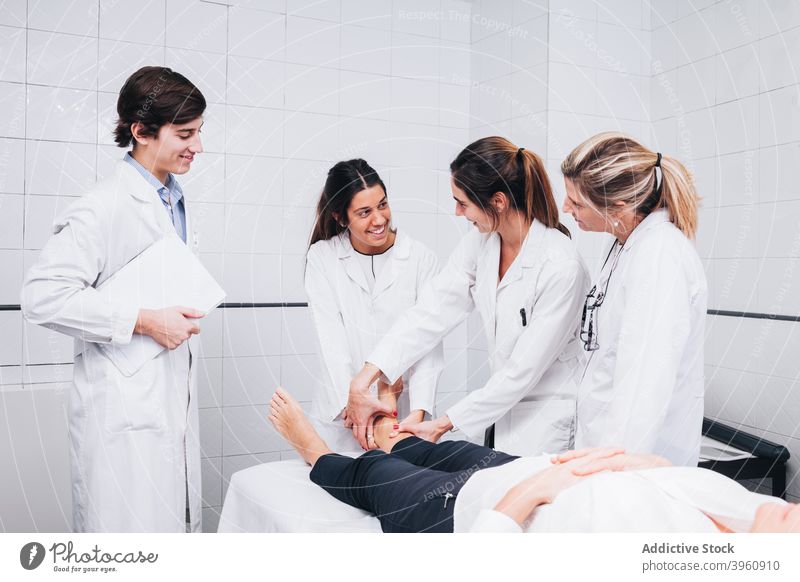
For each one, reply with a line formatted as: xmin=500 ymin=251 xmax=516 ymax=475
xmin=391 ymin=437 xmax=519 ymax=473
xmin=269 ymin=385 xmax=463 ymax=532
xmin=268 ymin=387 xmax=333 ymax=467
xmin=371 ymin=414 xmax=416 ymax=452
xmin=309 ymin=447 xmax=460 ymax=532
xmin=373 ymin=379 xmax=416 ymax=452
xmin=372 ymin=381 xmax=518 ymax=471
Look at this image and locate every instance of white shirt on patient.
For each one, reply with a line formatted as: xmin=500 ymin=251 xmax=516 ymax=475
xmin=454 ymin=456 xmax=783 ymax=533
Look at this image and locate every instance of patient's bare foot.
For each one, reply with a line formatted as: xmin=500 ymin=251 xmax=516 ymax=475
xmin=268 ymin=387 xmax=332 ymax=467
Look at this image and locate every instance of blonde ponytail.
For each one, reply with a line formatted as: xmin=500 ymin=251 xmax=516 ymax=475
xmin=658 ymin=155 xmax=698 ymax=238
xmin=560 ymin=132 xmax=699 ymax=238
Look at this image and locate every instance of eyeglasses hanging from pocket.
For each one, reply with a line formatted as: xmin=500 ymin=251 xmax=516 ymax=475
xmin=581 ymin=240 xmax=624 ymax=352
xmin=580 ymin=285 xmax=603 ymax=351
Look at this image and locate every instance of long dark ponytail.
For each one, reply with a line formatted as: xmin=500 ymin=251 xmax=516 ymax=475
xmin=309 ymin=159 xmax=388 ymax=247
xmin=450 ymin=136 xmax=570 ymax=237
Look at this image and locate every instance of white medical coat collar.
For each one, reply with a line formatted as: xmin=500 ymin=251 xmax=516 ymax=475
xmin=114 ymin=159 xmax=192 ymax=240
xmin=477 ymin=219 xmax=546 ymax=340
xmin=489 ymin=218 xmax=546 ymax=291
xmin=114 ymin=160 xmax=164 ymax=203
xmin=618 ymin=208 xmax=670 ymax=251
xmin=336 ymin=229 xmax=410 ymax=295
xmin=519 ymin=218 xmax=546 ymax=268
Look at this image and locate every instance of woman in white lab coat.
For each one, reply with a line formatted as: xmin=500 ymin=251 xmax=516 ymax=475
xmin=560 ymin=132 xmax=707 ymax=466
xmin=305 ymin=158 xmax=443 ymax=452
xmin=347 ymin=137 xmax=589 ymax=455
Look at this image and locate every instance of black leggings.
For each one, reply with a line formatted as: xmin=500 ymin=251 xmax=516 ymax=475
xmin=309 ymin=437 xmax=518 ymax=533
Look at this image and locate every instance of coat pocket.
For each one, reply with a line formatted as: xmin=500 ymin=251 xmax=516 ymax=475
xmin=104 ymin=359 xmax=168 ymax=433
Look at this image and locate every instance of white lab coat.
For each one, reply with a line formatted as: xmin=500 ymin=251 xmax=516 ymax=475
xmin=305 ymin=230 xmax=443 ymax=452
xmin=369 ymin=220 xmax=589 ymax=456
xmin=574 ymin=209 xmax=707 ymax=466
xmin=20 ymin=160 xmax=202 ymax=533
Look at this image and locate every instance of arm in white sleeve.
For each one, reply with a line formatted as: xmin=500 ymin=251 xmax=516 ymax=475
xmin=604 ymin=242 xmax=693 ymax=454
xmin=368 ymin=232 xmax=478 ymax=385
xmin=469 ymin=509 xmax=524 ymax=533
xmin=20 ymin=199 xmax=138 ymax=345
xmin=405 ymin=248 xmax=443 ymax=416
xmin=304 ymin=247 xmax=356 ymax=421
xmin=445 ymin=258 xmax=587 ymax=441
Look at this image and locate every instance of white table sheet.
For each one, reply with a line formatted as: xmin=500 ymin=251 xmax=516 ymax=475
xmin=218 ymin=459 xmax=381 ymax=533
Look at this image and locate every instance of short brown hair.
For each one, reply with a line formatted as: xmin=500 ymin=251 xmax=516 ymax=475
xmin=113 ymin=66 xmax=206 ymax=148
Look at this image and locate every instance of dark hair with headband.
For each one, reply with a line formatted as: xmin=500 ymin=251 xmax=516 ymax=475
xmin=560 ymin=132 xmax=699 ymax=238
xmin=450 ymin=136 xmax=570 ymax=237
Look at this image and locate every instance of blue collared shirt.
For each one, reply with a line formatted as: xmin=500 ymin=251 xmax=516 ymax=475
xmin=124 ymin=153 xmax=186 ymax=242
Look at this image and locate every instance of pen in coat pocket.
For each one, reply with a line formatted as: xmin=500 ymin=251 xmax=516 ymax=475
xmin=519 ymin=307 xmax=527 ymax=326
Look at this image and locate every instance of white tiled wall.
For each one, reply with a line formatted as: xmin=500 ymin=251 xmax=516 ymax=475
xmin=0 ymin=0 xmax=473 ymax=532
xmin=546 ymin=0 xmax=651 ymax=265
xmin=651 ymin=0 xmax=800 ymax=502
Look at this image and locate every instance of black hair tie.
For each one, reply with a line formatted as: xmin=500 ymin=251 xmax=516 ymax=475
xmin=652 ymin=152 xmax=663 ymax=199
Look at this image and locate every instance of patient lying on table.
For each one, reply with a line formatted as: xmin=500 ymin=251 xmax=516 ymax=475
xmin=267 ymin=386 xmax=798 ymax=534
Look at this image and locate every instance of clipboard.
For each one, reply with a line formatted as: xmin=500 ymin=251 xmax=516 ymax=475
xmin=97 ymin=235 xmax=226 ymax=376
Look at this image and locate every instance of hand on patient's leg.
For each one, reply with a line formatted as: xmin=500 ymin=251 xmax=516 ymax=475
xmin=352 ymin=378 xmax=419 ymax=453
xmin=371 ymin=414 xmax=415 ymax=453
xmin=378 ymin=376 xmax=425 ymax=438
xmin=377 ymin=377 xmax=403 ymax=402
xmin=268 ymin=387 xmax=333 ymax=467
xmin=364 ymin=379 xmax=403 ymax=450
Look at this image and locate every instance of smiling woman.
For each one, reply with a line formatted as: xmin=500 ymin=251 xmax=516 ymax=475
xmin=308 ymin=158 xmax=393 ymax=253
xmin=304 ymin=159 xmax=444 ymax=452
xmin=346 ymin=136 xmax=589 ymax=456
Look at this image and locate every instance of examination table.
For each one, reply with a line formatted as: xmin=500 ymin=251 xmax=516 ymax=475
xmin=217 ymin=419 xmax=790 ymax=532
xmin=218 ymin=452 xmax=381 ymax=533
